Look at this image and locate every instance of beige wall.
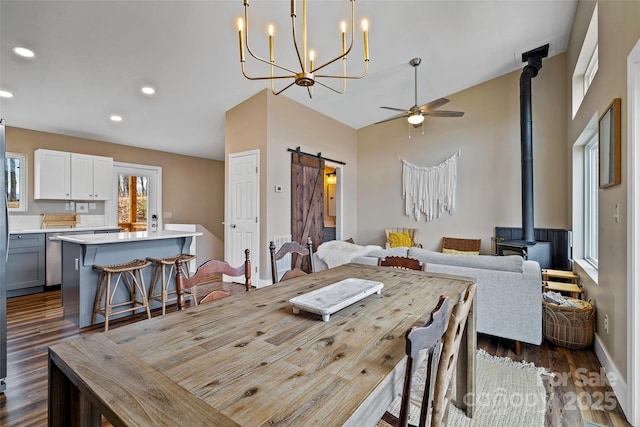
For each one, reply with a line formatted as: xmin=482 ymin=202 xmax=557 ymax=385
xmin=6 ymin=126 xmax=225 ymax=239
xmin=226 ymin=90 xmax=358 ymax=283
xmin=356 ymin=54 xmax=568 ymax=253
xmin=566 ymin=0 xmax=640 ymax=383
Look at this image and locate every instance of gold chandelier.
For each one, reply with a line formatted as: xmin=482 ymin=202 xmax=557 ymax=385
xmin=237 ymin=0 xmax=369 ymax=98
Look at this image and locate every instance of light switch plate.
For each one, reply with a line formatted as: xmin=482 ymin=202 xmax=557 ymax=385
xmin=76 ymin=202 xmax=89 ymax=213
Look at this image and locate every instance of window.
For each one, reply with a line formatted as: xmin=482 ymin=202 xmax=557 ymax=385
xmin=5 ymin=152 xmax=28 ymax=212
xmin=584 ymin=45 xmax=599 ymax=94
xmin=572 ymin=4 xmax=598 ymax=118
xmin=584 ymin=135 xmax=598 ymax=268
xmin=117 ymin=174 xmax=149 ymax=231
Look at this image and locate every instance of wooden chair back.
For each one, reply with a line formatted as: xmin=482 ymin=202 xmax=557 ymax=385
xmin=377 ymin=256 xmax=425 ymax=271
xmin=431 ymin=283 xmax=477 ymax=427
xmin=175 ymin=249 xmax=251 ymax=310
xmin=380 ymin=296 xmax=450 ymax=427
xmin=440 ymin=237 xmax=481 ymax=253
xmin=269 ymin=237 xmax=314 ymax=284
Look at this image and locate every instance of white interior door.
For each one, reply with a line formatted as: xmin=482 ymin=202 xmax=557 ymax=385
xmin=227 ymin=151 xmax=259 ymax=283
xmin=105 ymin=162 xmax=162 ymax=232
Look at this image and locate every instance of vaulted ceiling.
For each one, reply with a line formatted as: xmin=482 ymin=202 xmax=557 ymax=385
xmin=0 ymin=1 xmax=576 ymax=160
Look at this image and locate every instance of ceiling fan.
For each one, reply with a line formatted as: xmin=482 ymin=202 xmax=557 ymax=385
xmin=375 ymin=57 xmax=465 ymax=128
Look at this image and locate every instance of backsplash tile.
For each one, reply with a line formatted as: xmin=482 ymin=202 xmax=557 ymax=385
xmin=8 ymin=215 xmax=40 ymax=230
xmin=9 ymin=214 xmax=106 ymax=230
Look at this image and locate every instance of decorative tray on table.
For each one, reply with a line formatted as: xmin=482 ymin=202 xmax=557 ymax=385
xmin=289 ymin=278 xmax=384 ymax=321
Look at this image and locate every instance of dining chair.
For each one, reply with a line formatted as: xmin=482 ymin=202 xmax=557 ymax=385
xmin=175 ymin=249 xmax=251 ymax=310
xmin=440 ymin=237 xmax=481 ymax=254
xmin=269 ymin=237 xmax=314 ymax=284
xmin=431 ymin=282 xmax=477 ymax=427
xmin=378 ymin=256 xmax=425 ymax=271
xmin=379 ymin=296 xmax=450 ymax=427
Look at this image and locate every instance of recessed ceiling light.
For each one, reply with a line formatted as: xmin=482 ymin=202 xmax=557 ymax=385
xmin=0 ymin=90 xmax=14 ymax=98
xmin=141 ymin=86 xmax=155 ymax=95
xmin=12 ymin=46 xmax=35 ymax=58
xmin=110 ymin=115 xmax=123 ymax=122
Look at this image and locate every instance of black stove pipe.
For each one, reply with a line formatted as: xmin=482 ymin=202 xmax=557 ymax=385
xmin=519 ymin=44 xmax=548 ymax=244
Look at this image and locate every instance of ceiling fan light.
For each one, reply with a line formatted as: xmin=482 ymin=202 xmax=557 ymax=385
xmin=407 ymin=114 xmax=424 ymax=125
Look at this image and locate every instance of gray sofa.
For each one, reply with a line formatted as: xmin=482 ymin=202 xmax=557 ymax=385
xmin=313 ymin=244 xmax=542 ymax=346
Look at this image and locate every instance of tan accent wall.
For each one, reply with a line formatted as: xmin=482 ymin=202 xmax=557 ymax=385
xmin=226 ymin=89 xmax=358 ymax=283
xmin=566 ymin=0 xmax=640 ymax=383
xmin=6 ymin=126 xmax=225 ymax=239
xmin=356 ymin=53 xmax=568 ymax=253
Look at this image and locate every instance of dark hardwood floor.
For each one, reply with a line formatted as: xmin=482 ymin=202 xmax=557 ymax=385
xmin=0 ymin=285 xmax=631 ymax=427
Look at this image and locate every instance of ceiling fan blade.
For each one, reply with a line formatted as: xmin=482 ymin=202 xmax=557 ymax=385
xmin=374 ymin=113 xmax=408 ymax=125
xmin=423 ymin=110 xmax=465 ymax=117
xmin=418 ymin=98 xmax=450 ymax=112
xmin=380 ymin=106 xmax=409 ymax=112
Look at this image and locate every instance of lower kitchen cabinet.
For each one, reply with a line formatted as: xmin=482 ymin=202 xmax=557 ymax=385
xmin=7 ymin=233 xmax=46 ymax=297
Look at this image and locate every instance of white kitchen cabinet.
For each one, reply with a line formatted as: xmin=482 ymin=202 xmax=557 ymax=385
xmin=34 ymin=149 xmax=71 ymax=199
xmin=71 ymin=153 xmax=113 ymax=200
xmin=34 ymin=149 xmax=113 ymax=200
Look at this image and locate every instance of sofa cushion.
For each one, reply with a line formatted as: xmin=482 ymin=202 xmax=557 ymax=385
xmin=366 ymin=247 xmax=409 ymax=259
xmin=408 ymin=247 xmax=524 ymax=273
xmin=442 ymin=248 xmax=480 ymax=256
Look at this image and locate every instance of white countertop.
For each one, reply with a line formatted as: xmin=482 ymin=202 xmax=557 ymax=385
xmin=10 ymin=226 xmax=122 ymax=235
xmin=55 ymin=230 xmax=202 ymax=245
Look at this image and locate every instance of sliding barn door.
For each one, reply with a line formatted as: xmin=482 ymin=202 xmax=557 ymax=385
xmin=291 ymin=152 xmax=324 ymax=272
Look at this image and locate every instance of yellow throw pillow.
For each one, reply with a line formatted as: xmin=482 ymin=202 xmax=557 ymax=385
xmin=442 ymin=248 xmax=480 ymax=256
xmin=388 ymin=232 xmax=412 ymax=248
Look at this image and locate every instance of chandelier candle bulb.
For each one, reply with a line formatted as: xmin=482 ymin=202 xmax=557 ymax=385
xmin=309 ymin=50 xmax=315 ymax=72
xmin=341 ymin=22 xmax=346 ymax=55
xmin=238 ymin=18 xmax=245 ymax=62
xmin=363 ymin=19 xmax=369 ymax=61
xmin=268 ymin=25 xmax=274 ymax=62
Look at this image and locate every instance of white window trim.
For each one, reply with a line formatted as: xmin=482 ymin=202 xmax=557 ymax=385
xmin=584 ymin=45 xmax=599 ymax=94
xmin=584 ymin=135 xmax=598 ymax=269
xmin=571 ymin=112 xmax=599 ymax=284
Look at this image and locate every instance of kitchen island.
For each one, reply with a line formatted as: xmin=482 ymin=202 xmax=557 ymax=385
xmin=58 ymin=230 xmax=202 ymax=328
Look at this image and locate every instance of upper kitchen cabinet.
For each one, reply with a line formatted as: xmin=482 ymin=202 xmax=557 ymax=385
xmin=34 ymin=149 xmax=113 ymax=200
xmin=34 ymin=149 xmax=71 ymax=199
xmin=70 ymin=153 xmax=113 ymax=200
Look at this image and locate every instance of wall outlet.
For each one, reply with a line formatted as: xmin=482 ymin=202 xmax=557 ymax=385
xmin=603 ymin=314 xmax=609 ymax=334
xmin=163 ymin=211 xmax=172 ymax=219
xmin=88 ymin=203 xmax=97 ymax=210
xmin=75 ymin=202 xmax=89 ymax=213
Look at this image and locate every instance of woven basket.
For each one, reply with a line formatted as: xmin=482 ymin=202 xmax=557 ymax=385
xmin=542 ymin=298 xmax=595 ymax=349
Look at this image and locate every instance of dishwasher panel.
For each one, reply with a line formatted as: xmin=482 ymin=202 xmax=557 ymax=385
xmin=46 ymin=231 xmax=94 ymax=286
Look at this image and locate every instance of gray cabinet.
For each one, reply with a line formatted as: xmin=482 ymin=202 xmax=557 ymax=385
xmin=7 ymin=234 xmax=46 ymax=296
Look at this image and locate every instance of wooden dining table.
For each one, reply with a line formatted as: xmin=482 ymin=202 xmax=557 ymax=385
xmin=48 ymin=263 xmax=476 ymax=426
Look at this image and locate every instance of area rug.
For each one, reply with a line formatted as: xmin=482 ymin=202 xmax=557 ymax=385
xmin=386 ymin=349 xmax=548 ymax=427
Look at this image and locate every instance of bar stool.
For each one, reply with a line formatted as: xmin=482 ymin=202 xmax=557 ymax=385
xmin=92 ymin=259 xmax=152 ymax=331
xmin=147 ymin=253 xmax=197 ymax=314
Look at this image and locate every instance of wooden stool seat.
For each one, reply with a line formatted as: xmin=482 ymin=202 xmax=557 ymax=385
xmin=92 ymin=259 xmax=152 ymax=331
xmin=543 ymin=281 xmax=583 ymax=299
xmin=147 ymin=253 xmax=197 ymax=314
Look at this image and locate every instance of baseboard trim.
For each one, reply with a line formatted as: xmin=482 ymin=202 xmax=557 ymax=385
xmin=594 ymin=333 xmax=630 ymax=420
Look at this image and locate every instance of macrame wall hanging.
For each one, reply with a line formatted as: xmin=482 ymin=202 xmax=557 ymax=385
xmin=400 ymin=149 xmax=461 ymax=222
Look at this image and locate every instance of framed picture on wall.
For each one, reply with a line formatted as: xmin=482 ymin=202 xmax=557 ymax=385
xmin=598 ymin=98 xmax=621 ymax=188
